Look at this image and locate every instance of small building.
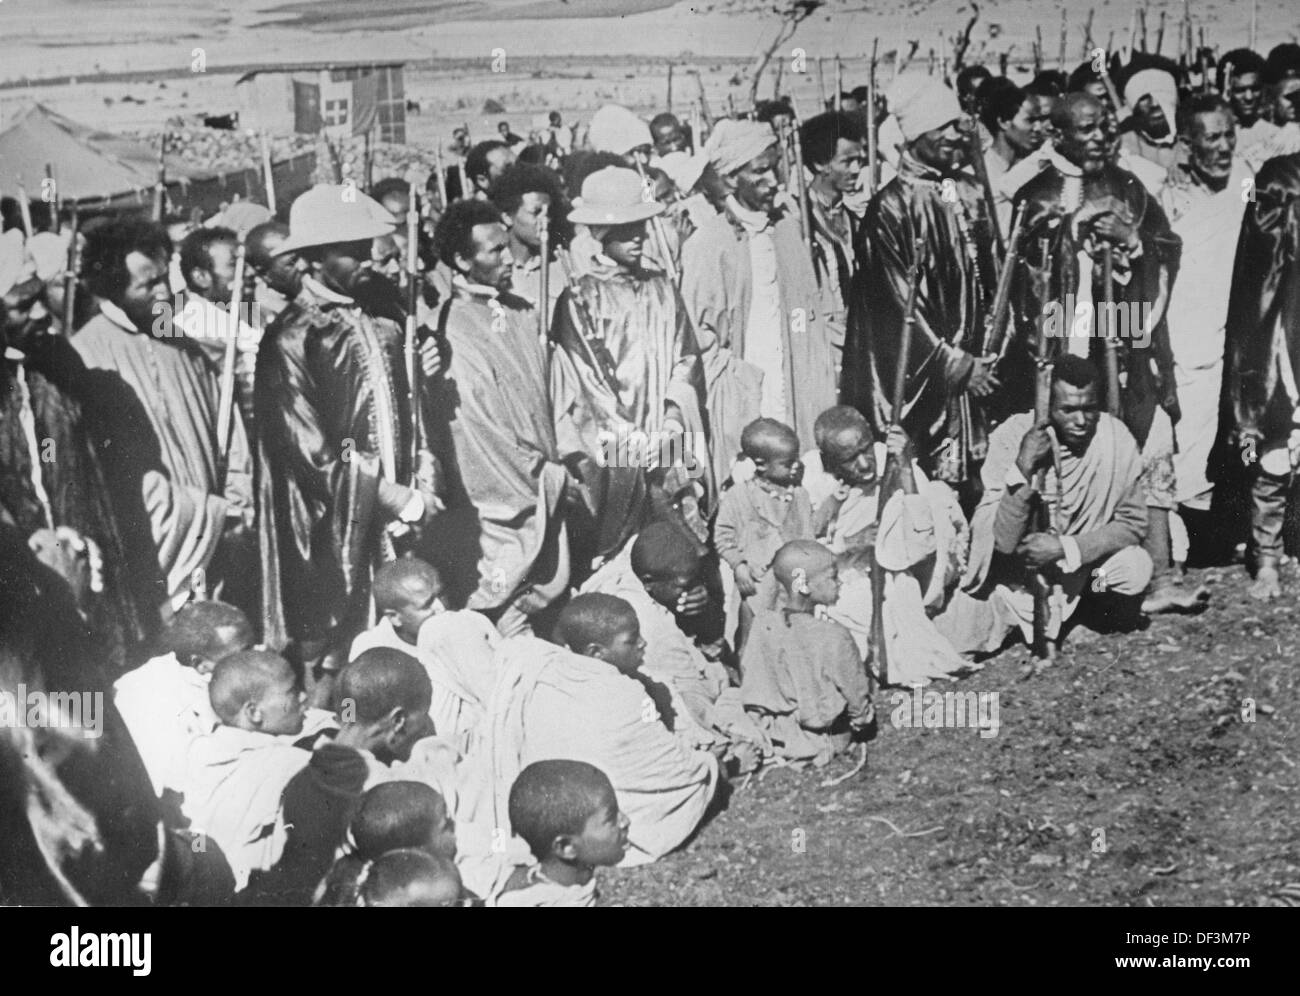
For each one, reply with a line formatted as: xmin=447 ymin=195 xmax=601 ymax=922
xmin=236 ymin=61 xmax=406 ymax=143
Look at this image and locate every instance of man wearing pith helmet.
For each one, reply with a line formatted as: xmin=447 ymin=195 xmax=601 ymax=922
xmin=256 ymin=184 xmax=442 ymax=704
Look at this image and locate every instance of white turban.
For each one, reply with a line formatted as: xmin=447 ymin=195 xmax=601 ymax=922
xmin=588 ymin=104 xmax=652 ymax=155
xmin=1124 ymin=68 xmax=1178 ymax=146
xmin=887 ymin=76 xmax=963 ymax=142
xmin=704 ymin=119 xmax=776 ymax=176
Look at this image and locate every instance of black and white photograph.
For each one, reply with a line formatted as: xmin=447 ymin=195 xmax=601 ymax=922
xmin=0 ymin=0 xmax=1294 ymax=938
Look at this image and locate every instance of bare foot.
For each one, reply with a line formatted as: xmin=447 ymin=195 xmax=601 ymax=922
xmin=1142 ymin=582 xmax=1211 ymax=614
xmin=1250 ymin=566 xmax=1282 ymax=600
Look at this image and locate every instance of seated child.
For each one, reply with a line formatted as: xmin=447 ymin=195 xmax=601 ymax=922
xmin=177 ymin=649 xmax=310 ymax=893
xmin=714 ymin=418 xmax=814 ymax=647
xmin=350 ymin=558 xmax=500 ymax=756
xmin=741 ymin=541 xmax=874 ymax=767
xmin=114 ymin=600 xmax=251 ymax=798
xmin=497 ymin=759 xmax=629 ymax=907
xmin=356 ymin=849 xmax=464 ymax=908
xmin=314 ymin=780 xmax=459 ymax=906
xmin=803 ymin=406 xmax=974 ymax=686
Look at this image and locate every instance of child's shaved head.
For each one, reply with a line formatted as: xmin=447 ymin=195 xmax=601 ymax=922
xmin=208 ymin=649 xmax=303 ymax=734
xmin=630 ymin=521 xmax=702 ymax=580
xmin=336 ymin=647 xmax=432 ymax=723
xmin=741 ymin=417 xmax=800 ymax=461
xmin=359 ymin=849 xmax=462 ymax=907
xmin=772 ymin=540 xmax=836 ymax=590
xmin=372 ymin=558 xmax=443 ymax=614
xmin=553 ymin=593 xmax=637 ymax=653
xmin=352 ymin=781 xmax=454 ymax=861
xmin=509 ymin=759 xmax=618 ymax=862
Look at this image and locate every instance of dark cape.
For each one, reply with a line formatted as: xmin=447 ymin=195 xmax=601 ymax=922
xmin=255 ymin=286 xmax=429 ymax=656
xmin=1007 ymin=161 xmax=1181 ymax=446
xmin=841 ymin=153 xmax=999 ymax=485
xmin=1 ymin=335 xmax=153 ymax=668
xmin=1220 ymin=151 xmax=1300 ymax=444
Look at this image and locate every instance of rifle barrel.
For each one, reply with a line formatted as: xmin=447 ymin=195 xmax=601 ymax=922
xmin=405 ymin=186 xmax=422 ymax=480
xmin=984 ymin=203 xmax=1027 ymax=361
xmin=1101 ymin=243 xmax=1121 ymax=417
xmin=215 ymin=244 xmax=247 ymax=489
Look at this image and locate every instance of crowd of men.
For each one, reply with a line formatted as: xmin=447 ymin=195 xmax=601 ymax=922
xmin=4 ymin=35 xmax=1300 ymax=906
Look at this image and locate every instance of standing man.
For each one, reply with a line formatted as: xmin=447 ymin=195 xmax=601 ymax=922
xmin=680 ymin=119 xmax=837 ymax=490
xmin=1159 ymin=94 xmax=1250 ymax=560
xmin=427 ymin=199 xmax=578 ymax=637
xmin=257 ymin=185 xmax=439 ymax=699
xmin=74 ymin=218 xmax=254 ymax=623
xmin=1010 ymin=92 xmax=1193 ymax=613
xmin=799 ymin=111 xmax=866 ymax=360
xmin=1218 ymin=50 xmax=1275 ymax=169
xmin=841 ymin=77 xmax=1000 ymax=492
xmin=1222 ymin=147 xmax=1300 ymax=599
xmin=487 ymin=163 xmax=565 ymax=313
xmin=465 ymin=140 xmax=516 ymax=201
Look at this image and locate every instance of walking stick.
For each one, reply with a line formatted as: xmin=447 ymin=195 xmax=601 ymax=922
xmin=871 ymin=238 xmax=926 ymax=687
xmin=1101 ymin=243 xmax=1121 ymax=418
xmin=405 ymin=185 xmax=423 ymax=482
xmin=537 ymin=211 xmax=551 ymax=342
xmin=215 ymin=244 xmax=247 ymax=491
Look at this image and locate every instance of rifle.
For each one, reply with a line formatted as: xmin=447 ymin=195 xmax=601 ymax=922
xmin=537 ymin=211 xmax=551 ymax=341
xmin=215 ymin=244 xmax=247 ymax=490
xmin=1101 ymin=243 xmax=1121 ymax=417
xmin=405 ymin=184 xmax=423 ymax=482
xmin=555 ymin=247 xmax=622 ymax=398
xmin=981 ymin=202 xmax=1027 ymax=362
xmin=967 ymin=115 xmax=1005 ymax=259
xmin=633 ymin=159 xmax=679 ymax=283
xmin=866 ymin=50 xmax=879 ymax=196
xmin=1029 ymin=335 xmax=1057 ymax=661
xmin=871 ymin=237 xmax=926 ymax=687
xmin=787 ymin=119 xmax=814 ymax=262
xmin=62 ymin=206 xmax=79 ymax=333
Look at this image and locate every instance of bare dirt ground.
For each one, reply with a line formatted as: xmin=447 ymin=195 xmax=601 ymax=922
xmin=602 ymin=563 xmax=1300 ymax=907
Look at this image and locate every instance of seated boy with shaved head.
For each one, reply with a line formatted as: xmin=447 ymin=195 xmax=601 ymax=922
xmin=741 ymin=541 xmax=874 ymax=767
xmin=114 ymin=600 xmax=252 ymax=799
xmin=580 ymin=524 xmax=766 ymax=769
xmin=356 ymin=849 xmax=464 ymax=907
xmin=266 ymin=648 xmax=527 ymax=904
xmin=714 ymin=418 xmax=815 ymax=651
xmin=314 ymin=780 xmax=460 ymax=906
xmin=177 ymin=649 xmax=310 ymax=895
xmin=350 ymin=557 xmax=500 ymax=755
xmin=498 ymin=759 xmax=629 ymax=907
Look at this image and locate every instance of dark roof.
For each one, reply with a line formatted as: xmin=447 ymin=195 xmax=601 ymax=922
xmin=236 ymin=61 xmax=405 ymax=85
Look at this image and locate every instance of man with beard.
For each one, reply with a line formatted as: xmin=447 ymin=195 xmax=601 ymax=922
xmin=426 ymin=199 xmax=578 ymax=637
xmin=1220 ymin=143 xmax=1300 ymax=599
xmin=257 ymin=185 xmax=439 ymax=702
xmin=1120 ymin=63 xmax=1181 ymax=174
xmin=2 ymin=270 xmax=151 ymax=668
xmin=841 ymin=77 xmax=1000 ymax=493
xmin=799 ymin=111 xmax=866 ymax=355
xmin=1159 ymin=95 xmax=1250 ymax=568
xmin=1219 ymin=50 xmax=1276 ymax=169
xmin=74 ymin=218 xmax=254 ymax=623
xmin=680 ymin=119 xmax=836 ymax=490
xmin=1009 ymin=92 xmax=1192 ymax=613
